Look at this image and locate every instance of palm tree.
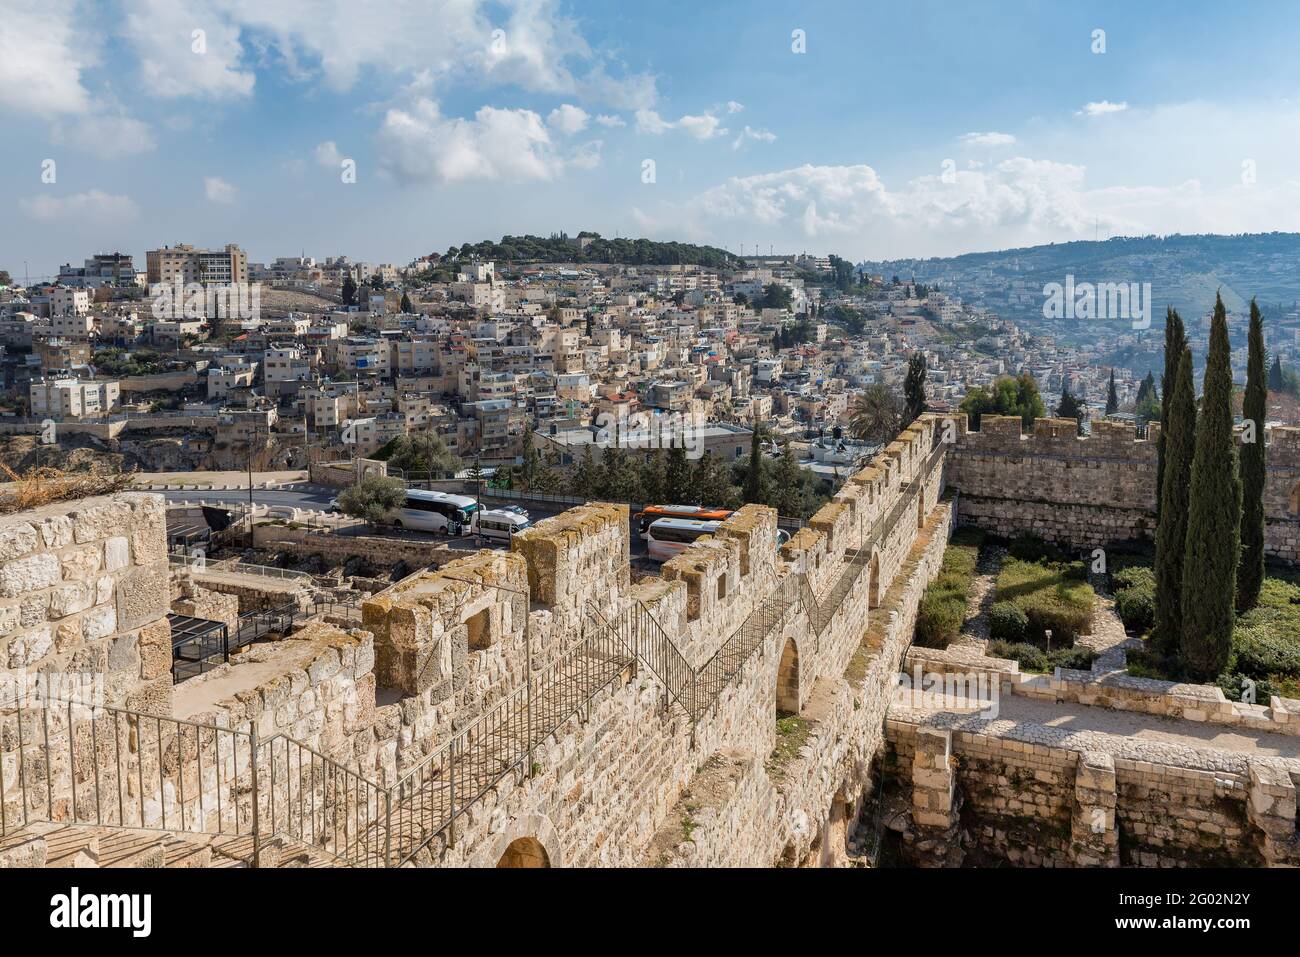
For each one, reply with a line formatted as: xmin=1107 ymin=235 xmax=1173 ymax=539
xmin=848 ymin=383 xmax=903 ymax=443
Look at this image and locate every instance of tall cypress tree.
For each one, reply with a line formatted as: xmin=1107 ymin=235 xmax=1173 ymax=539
xmin=1157 ymin=307 xmax=1187 ymax=518
xmin=743 ymin=423 xmax=768 ymax=504
xmin=1181 ymin=293 xmax=1241 ymax=680
xmin=1237 ymin=298 xmax=1267 ymax=611
xmin=1105 ymin=369 xmax=1119 ymax=415
xmin=1152 ymin=346 xmax=1195 ymax=657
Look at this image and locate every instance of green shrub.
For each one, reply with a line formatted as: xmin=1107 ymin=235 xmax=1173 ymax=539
xmin=988 ymin=601 xmax=1028 ymax=642
xmin=1232 ymin=624 xmax=1300 ymax=679
xmin=1112 ymin=566 xmax=1155 ymax=592
xmin=1115 ymin=585 xmax=1156 ymax=633
xmin=915 ymin=593 xmax=966 ymax=648
xmin=988 ymin=641 xmax=1097 ymax=675
xmin=912 ymin=538 xmax=982 ymax=649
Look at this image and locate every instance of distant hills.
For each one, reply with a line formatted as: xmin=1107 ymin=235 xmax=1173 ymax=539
xmin=448 ymin=232 xmax=738 ymax=268
xmin=861 ymin=233 xmax=1300 ymax=324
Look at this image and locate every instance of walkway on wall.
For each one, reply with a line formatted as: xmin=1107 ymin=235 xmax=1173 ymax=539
xmin=2 ymin=438 xmax=949 ymax=868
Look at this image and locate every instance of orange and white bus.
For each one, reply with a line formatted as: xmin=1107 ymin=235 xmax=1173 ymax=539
xmin=637 ymin=504 xmax=733 ymax=539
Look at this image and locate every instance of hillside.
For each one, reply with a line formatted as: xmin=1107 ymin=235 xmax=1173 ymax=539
xmin=448 ymin=232 xmax=738 ymax=268
xmin=862 ymin=233 xmax=1300 ymax=325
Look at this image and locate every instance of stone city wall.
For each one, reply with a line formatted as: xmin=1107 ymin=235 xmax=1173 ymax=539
xmin=947 ymin=414 xmax=1300 ymax=560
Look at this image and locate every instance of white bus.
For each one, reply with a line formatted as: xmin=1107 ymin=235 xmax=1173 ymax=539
xmin=646 ymin=518 xmax=793 ymax=562
xmin=645 ymin=518 xmax=724 ymax=562
xmin=477 ymin=508 xmax=532 ymax=543
xmin=390 ymin=489 xmax=481 ymax=535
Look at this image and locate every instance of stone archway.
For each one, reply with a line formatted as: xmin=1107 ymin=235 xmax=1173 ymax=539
xmin=469 ymin=812 xmax=564 ymax=868
xmin=776 ymin=637 xmax=800 ymax=717
xmin=497 ymin=836 xmax=550 ymax=868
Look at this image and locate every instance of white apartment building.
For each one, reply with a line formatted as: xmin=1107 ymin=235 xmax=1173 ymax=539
xmin=50 ymin=287 xmax=90 ymax=318
xmin=30 ymin=377 xmax=120 ymax=419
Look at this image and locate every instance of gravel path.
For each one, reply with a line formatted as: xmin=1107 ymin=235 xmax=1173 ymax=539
xmin=951 ymin=546 xmax=1003 ymax=652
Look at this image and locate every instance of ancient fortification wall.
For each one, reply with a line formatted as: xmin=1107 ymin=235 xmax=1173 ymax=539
xmin=0 ymin=493 xmax=173 ymax=714
xmin=948 ymin=414 xmax=1300 ymax=561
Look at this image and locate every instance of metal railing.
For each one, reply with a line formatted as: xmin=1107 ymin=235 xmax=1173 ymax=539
xmin=0 ymin=695 xmax=255 ymax=841
xmin=0 ymin=439 xmax=948 ymax=866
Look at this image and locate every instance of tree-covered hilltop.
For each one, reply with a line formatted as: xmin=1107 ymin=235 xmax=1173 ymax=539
xmin=446 ymin=232 xmax=738 ymax=268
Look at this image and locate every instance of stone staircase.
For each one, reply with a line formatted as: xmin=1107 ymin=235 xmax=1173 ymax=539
xmin=0 ymin=822 xmax=343 ymax=869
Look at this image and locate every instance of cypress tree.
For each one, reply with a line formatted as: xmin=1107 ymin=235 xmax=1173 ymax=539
xmin=1181 ymin=294 xmax=1241 ymax=680
xmin=1105 ymin=369 xmax=1119 ymax=415
xmin=904 ymin=353 xmax=928 ymax=423
xmin=1152 ymin=346 xmax=1195 ymax=656
xmin=1237 ymin=298 xmax=1267 ymax=611
xmin=1157 ymin=307 xmax=1187 ymax=517
xmin=1268 ymin=353 xmax=1285 ymax=391
xmin=742 ymin=424 xmax=768 ymax=505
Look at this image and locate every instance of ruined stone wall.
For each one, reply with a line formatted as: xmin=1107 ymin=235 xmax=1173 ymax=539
xmin=885 ymin=719 xmax=1300 ymax=867
xmin=948 ymin=414 xmax=1300 ymax=560
xmin=0 ymin=493 xmax=172 ymax=713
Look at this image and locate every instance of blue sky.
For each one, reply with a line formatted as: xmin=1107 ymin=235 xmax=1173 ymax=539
xmin=4 ymin=0 xmax=1300 ymax=278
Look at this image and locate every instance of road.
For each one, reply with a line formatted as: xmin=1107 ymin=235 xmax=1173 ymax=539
xmin=161 ymin=484 xmax=650 ymax=557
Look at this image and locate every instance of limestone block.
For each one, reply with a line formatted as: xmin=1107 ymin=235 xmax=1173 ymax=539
xmin=114 ymin=561 xmax=169 ymax=631
xmin=137 ymin=618 xmax=173 ymax=682
xmin=104 ymin=536 xmax=130 ymax=572
xmin=0 ymin=553 xmax=60 ymax=598
xmin=82 ymin=603 xmax=117 ymax=641
xmin=0 ymin=523 xmax=38 ymax=562
xmin=71 ymin=500 xmax=133 ymax=545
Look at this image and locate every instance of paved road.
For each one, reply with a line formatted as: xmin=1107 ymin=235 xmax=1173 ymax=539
xmin=162 ymin=484 xmax=650 ymax=557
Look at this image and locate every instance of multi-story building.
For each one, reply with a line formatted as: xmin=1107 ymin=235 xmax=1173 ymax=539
xmin=146 ymin=244 xmax=249 ymax=286
xmin=29 ymin=377 xmax=120 ymax=419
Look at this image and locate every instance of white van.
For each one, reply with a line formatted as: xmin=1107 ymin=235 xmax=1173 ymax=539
xmin=390 ymin=489 xmax=481 ymax=535
xmin=477 ymin=508 xmax=532 ymax=543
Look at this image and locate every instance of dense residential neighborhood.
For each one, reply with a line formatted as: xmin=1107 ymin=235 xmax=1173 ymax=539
xmin=4 ymin=234 xmax=1223 ymax=501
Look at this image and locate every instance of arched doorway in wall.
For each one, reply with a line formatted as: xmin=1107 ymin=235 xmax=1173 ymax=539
xmin=496 ymin=836 xmax=551 ymax=868
xmin=776 ymin=637 xmax=800 ymax=718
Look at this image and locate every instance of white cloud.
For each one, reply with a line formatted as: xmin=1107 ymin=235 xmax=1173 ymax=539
xmin=18 ymin=190 xmax=139 ymax=223
xmin=124 ymin=0 xmax=255 ymax=99
xmin=1080 ymin=100 xmax=1129 ymax=116
xmin=960 ymin=131 xmax=1016 ymax=147
xmin=732 ymin=125 xmax=777 ymax=150
xmin=0 ymin=0 xmax=91 ymax=115
xmin=677 ymin=113 xmax=726 ymax=140
xmin=547 ymin=103 xmax=589 ymax=135
xmin=595 ymin=114 xmax=626 ymax=127
xmin=635 ymin=109 xmax=673 ymax=135
xmin=314 ymin=141 xmax=343 ymax=166
xmin=726 ymin=100 xmax=744 ymax=114
xmin=637 ymin=108 xmax=727 ymax=139
xmin=49 ymin=108 xmax=156 ymax=158
xmin=117 ymin=0 xmax=655 ymax=109
xmin=378 ymin=97 xmax=602 ymax=183
xmin=204 ymin=176 xmax=237 ymax=203
xmin=638 ymin=152 xmax=1300 ymax=258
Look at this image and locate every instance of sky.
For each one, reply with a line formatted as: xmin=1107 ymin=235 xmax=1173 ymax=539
xmin=4 ymin=0 xmax=1300 ymax=278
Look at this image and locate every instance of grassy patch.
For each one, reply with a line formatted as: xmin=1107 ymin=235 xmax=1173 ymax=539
xmin=913 ymin=528 xmax=985 ymax=649
xmin=767 ymin=715 xmax=812 ymax=776
xmin=993 ymin=542 xmax=1094 ymax=647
